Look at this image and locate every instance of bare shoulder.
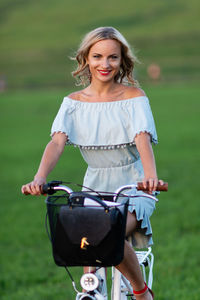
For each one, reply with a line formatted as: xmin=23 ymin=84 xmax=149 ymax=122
xmin=123 ymin=86 xmax=146 ymax=99
xmin=67 ymin=91 xmax=83 ymax=100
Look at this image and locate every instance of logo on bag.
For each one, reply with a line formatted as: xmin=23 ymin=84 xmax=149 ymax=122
xmin=80 ymin=237 xmax=89 ymax=250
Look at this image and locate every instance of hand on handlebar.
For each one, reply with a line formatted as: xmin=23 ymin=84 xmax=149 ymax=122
xmin=21 ymin=177 xmax=46 ymax=195
xmin=141 ymin=178 xmax=165 ymax=193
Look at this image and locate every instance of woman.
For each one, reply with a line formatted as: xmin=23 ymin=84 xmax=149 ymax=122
xmin=22 ymin=27 xmax=163 ymax=299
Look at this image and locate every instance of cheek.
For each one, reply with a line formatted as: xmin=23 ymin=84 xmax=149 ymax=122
xmin=111 ymin=60 xmax=121 ymax=70
xmin=88 ymin=60 xmax=99 ymax=70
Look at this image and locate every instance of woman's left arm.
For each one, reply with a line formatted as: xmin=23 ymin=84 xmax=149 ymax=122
xmin=135 ymin=132 xmax=158 ymax=192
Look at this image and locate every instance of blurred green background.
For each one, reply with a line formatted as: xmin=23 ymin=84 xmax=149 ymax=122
xmin=0 ymin=0 xmax=199 ymax=89
xmin=0 ymin=0 xmax=199 ymax=299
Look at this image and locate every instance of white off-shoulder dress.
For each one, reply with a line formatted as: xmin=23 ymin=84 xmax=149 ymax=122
xmin=51 ymin=96 xmax=158 ymax=248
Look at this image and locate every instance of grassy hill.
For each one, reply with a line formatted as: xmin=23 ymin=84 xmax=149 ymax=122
xmin=0 ymin=0 xmax=199 ymax=89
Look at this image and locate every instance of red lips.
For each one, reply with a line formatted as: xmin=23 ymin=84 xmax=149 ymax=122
xmin=98 ymin=70 xmax=111 ymax=76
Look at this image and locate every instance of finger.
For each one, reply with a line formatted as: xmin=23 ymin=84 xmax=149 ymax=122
xmin=35 ymin=183 xmax=42 ymax=195
xmin=28 ymin=183 xmax=36 ymax=195
xmin=148 ymin=178 xmax=154 ymax=192
xmin=158 ymin=179 xmax=164 ymax=185
xmin=142 ymin=179 xmax=147 ymax=189
xmin=32 ymin=182 xmax=44 ymax=195
xmin=33 ymin=183 xmax=39 ymax=194
xmin=24 ymin=184 xmax=33 ymax=195
xmin=24 ymin=189 xmax=31 ymax=195
xmin=21 ymin=185 xmax=30 ymax=195
xmin=153 ymin=178 xmax=158 ymax=191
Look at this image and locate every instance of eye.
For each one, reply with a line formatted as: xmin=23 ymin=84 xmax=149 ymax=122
xmin=93 ymin=54 xmax=101 ymax=58
xmin=110 ymin=55 xmax=118 ymax=60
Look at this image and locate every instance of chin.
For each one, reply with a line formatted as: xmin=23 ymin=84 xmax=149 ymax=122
xmin=97 ymin=74 xmax=116 ymax=82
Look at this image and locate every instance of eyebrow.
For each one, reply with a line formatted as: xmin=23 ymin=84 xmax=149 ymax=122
xmin=92 ymin=52 xmax=119 ymax=56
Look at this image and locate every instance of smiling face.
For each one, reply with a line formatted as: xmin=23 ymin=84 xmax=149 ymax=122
xmin=86 ymin=39 xmax=122 ymax=83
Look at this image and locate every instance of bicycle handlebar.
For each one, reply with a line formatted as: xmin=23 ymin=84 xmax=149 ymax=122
xmin=41 ymin=180 xmax=168 ymax=195
xmin=137 ymin=181 xmax=168 ymax=192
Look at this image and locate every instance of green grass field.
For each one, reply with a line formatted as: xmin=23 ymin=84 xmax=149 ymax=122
xmin=0 ymin=84 xmax=199 ymax=299
xmin=0 ymin=0 xmax=200 ymax=89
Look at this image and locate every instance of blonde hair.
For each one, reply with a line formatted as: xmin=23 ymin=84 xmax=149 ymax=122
xmin=72 ymin=27 xmax=139 ymax=86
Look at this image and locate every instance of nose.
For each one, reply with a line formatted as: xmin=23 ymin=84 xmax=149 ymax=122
xmin=101 ymin=58 xmax=110 ymax=69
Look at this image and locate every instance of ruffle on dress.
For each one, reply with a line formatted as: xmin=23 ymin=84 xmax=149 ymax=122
xmin=51 ymin=96 xmax=158 ymax=148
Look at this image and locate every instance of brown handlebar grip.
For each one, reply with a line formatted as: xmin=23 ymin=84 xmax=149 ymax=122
xmin=137 ymin=182 xmax=168 ymax=191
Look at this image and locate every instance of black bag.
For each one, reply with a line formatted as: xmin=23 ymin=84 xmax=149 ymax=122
xmin=46 ymin=192 xmax=128 ymax=267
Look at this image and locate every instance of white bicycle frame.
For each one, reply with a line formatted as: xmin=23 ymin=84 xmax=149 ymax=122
xmin=47 ymin=183 xmax=157 ymax=300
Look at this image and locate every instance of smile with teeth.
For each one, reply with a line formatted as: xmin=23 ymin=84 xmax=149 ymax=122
xmin=98 ymin=70 xmax=111 ymax=76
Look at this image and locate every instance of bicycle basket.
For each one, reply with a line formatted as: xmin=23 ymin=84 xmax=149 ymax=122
xmin=46 ymin=192 xmax=129 ymax=267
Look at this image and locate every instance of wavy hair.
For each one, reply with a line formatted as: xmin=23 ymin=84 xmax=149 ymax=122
xmin=71 ymin=27 xmax=139 ymax=86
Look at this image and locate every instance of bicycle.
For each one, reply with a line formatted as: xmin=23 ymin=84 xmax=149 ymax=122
xmin=42 ymin=180 xmax=168 ymax=300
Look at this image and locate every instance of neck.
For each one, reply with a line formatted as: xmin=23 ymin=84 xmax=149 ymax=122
xmin=88 ymin=80 xmax=119 ymax=98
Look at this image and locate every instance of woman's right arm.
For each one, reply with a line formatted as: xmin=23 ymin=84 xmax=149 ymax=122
xmin=21 ymin=132 xmax=67 ymax=195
